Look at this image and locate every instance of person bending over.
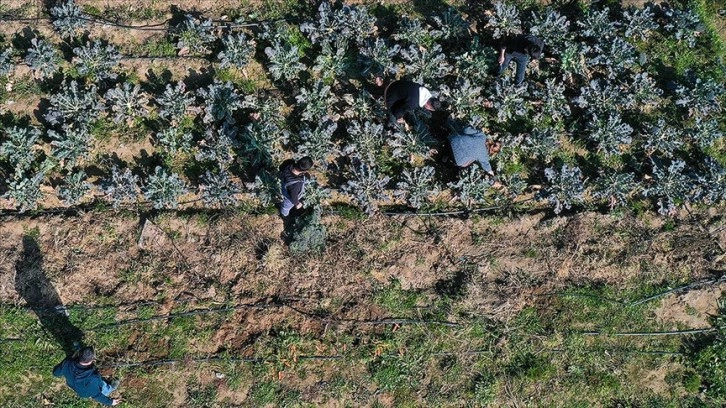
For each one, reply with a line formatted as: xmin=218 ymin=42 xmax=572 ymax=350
xmin=53 ymin=346 xmax=121 ymax=406
xmin=384 ymin=79 xmax=441 ymax=125
xmin=497 ymin=34 xmax=545 ymax=85
xmin=279 ymin=156 xmax=313 ymax=217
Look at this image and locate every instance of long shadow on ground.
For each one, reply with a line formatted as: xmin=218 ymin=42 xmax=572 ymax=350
xmin=15 ymin=235 xmax=84 ymax=357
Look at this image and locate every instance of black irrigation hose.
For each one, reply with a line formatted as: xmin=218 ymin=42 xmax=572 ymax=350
xmin=550 ymin=348 xmax=682 ymax=356
xmin=581 ymin=328 xmax=716 ymax=337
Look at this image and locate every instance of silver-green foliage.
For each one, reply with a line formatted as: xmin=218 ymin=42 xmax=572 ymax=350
xmin=58 ymin=170 xmax=90 ymax=205
xmin=289 ymin=207 xmax=327 ymax=255
xmin=25 ymin=39 xmax=60 ymax=79
xmin=386 ymin=118 xmax=434 ymax=159
xmin=300 ymin=2 xmax=375 ymax=47
xmin=341 ymin=164 xmax=391 ymax=215
xmin=665 ymin=8 xmax=703 ymax=48
xmin=489 ymin=2 xmax=522 ymax=39
xmin=72 ymin=41 xmax=121 ymax=80
xmin=313 ymin=38 xmax=351 ymax=83
xmin=689 ymin=117 xmax=722 ymax=149
xmin=578 ymin=7 xmax=618 ymax=39
xmin=44 ymin=81 xmax=103 ymax=126
xmin=50 ymin=0 xmax=87 ymax=39
xmin=0 ymin=48 xmax=13 ymax=77
xmin=623 ymin=6 xmax=658 ymax=41
xmin=532 ymin=78 xmax=571 ymax=123
xmin=395 ymin=17 xmax=442 ymax=47
xmin=49 ymin=125 xmax=91 ymax=169
xmin=0 ymin=126 xmax=40 ymax=174
xmin=491 ymin=80 xmax=528 ymax=122
xmin=198 ymin=80 xmax=241 ymax=124
xmin=588 ymin=113 xmax=633 ymax=156
xmin=395 ymin=166 xmax=440 ymax=209
xmin=400 ymin=44 xmax=452 ymax=84
xmin=143 ymin=166 xmax=188 ymax=209
xmin=105 ymin=82 xmax=149 ymax=123
xmin=588 ymin=37 xmax=638 ymax=77
xmin=675 ymin=77 xmax=724 ymax=119
xmin=176 ymin=15 xmax=216 ymax=55
xmin=359 ymin=38 xmax=400 ymax=78
xmin=643 ymin=159 xmax=693 ymax=215
xmin=522 ymin=128 xmax=561 ymax=163
xmin=432 ymin=8 xmax=470 ymax=40
xmin=218 ymin=32 xmax=256 ymax=69
xmin=239 ymin=120 xmax=288 ymax=167
xmin=196 ymin=123 xmax=239 ymax=167
xmin=156 ymin=81 xmax=196 ymax=123
xmin=454 ymin=37 xmax=495 ymax=86
xmin=529 ymin=9 xmax=570 ymax=54
xmin=264 ymin=41 xmax=306 ymax=81
xmin=344 ymin=120 xmax=384 ymax=165
xmin=342 ymin=89 xmax=382 ymax=120
xmin=199 ymin=168 xmax=240 ymax=207
xmin=448 ymin=166 xmax=491 ymax=208
xmin=643 ymin=119 xmax=683 ymax=158
xmin=297 ymin=121 xmax=338 ymax=165
xmin=592 ymin=172 xmax=638 ymax=209
xmin=300 ymin=178 xmax=331 ymax=209
xmin=103 ymin=166 xmax=139 ymax=208
xmin=695 ymin=158 xmax=726 ymax=205
xmin=628 ymin=72 xmax=663 ymax=111
xmin=155 ymin=128 xmax=193 ymax=156
xmin=543 ymin=164 xmax=584 ymax=214
xmin=440 ymin=79 xmax=484 ymax=120
xmin=5 ymin=172 xmax=45 ymax=212
xmin=296 ymin=80 xmax=338 ymax=122
xmin=249 ymin=169 xmax=279 ymax=207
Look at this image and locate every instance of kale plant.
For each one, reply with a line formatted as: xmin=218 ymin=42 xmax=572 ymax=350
xmin=313 ymin=38 xmax=351 ymax=83
xmin=358 ymin=38 xmax=400 ymax=79
xmin=341 ymin=163 xmax=391 ymax=215
xmin=439 ymin=79 xmax=484 ymax=120
xmin=242 ymin=92 xmax=285 ymax=124
xmin=623 ymin=6 xmax=658 ymax=41
xmin=432 ymin=8 xmax=470 ymax=40
xmin=102 ymin=166 xmax=139 ymax=208
xmin=155 ymin=127 xmax=193 ymax=156
xmin=529 ymin=9 xmax=570 ymax=54
xmin=664 ymin=8 xmax=703 ymax=48
xmin=195 ymin=123 xmax=239 ymax=167
xmin=386 ymin=118 xmax=435 ymax=160
xmin=0 ymin=48 xmax=13 ymax=77
xmin=156 ymin=81 xmax=196 ymax=124
xmin=342 ymin=89 xmax=383 ymax=120
xmin=264 ymin=41 xmax=306 ymax=82
xmin=587 ymin=113 xmax=633 ymax=156
xmin=50 ymin=0 xmax=87 ymax=39
xmin=454 ymin=37 xmax=496 ymax=86
xmin=643 ymin=119 xmax=684 ymax=158
xmin=175 ymin=15 xmax=216 ymax=55
xmin=72 ymin=41 xmax=120 ymax=81
xmin=295 ymin=79 xmax=339 ymax=122
xmin=521 ymin=128 xmax=561 ymax=163
xmin=300 ymin=2 xmax=375 ymax=47
xmin=577 ymin=7 xmax=618 ymax=39
xmin=490 ymin=80 xmax=528 ymax=122
xmin=4 ymin=172 xmax=45 ymax=213
xmin=592 ymin=171 xmax=638 ymax=209
xmin=489 ymin=1 xmax=522 ymax=39
xmin=448 ymin=166 xmax=491 ymax=208
xmin=25 ymin=39 xmax=60 ymax=79
xmin=58 ymin=170 xmax=90 ymax=205
xmin=532 ymin=78 xmax=571 ymax=123
xmin=249 ymin=169 xmax=279 ymax=207
xmin=198 ymin=80 xmax=242 ymax=124
xmin=675 ymin=77 xmax=724 ymax=118
xmin=44 ymin=81 xmax=103 ymax=126
xmin=218 ymin=32 xmax=256 ymax=69
xmin=559 ymin=43 xmax=590 ymax=81
xmin=689 ymin=117 xmax=723 ymax=149
xmin=344 ymin=120 xmax=384 ymax=166
xmin=0 ymin=126 xmax=40 ymax=174
xmin=542 ymin=164 xmax=585 ymax=214
xmin=643 ymin=159 xmax=694 ymax=216
xmin=694 ymin=158 xmax=726 ymax=205
xmin=105 ymin=82 xmax=150 ymax=124
xmin=574 ymin=79 xmax=630 ymax=114
xmin=239 ymin=120 xmax=288 ymax=168
xmin=300 ymin=178 xmax=331 ymax=209
xmin=296 ymin=121 xmax=339 ymax=165
xmin=394 ymin=17 xmax=442 ymax=47
xmin=288 ymin=207 xmax=327 ymax=255
xmin=199 ymin=168 xmax=241 ymax=207
xmin=627 ymin=72 xmax=663 ymax=111
xmin=400 ymin=44 xmax=452 ymax=84
xmin=588 ymin=37 xmax=638 ymax=77
xmin=49 ymin=125 xmax=91 ymax=169
xmin=395 ymin=166 xmax=440 ymax=209
xmin=143 ymin=166 xmax=188 ymax=209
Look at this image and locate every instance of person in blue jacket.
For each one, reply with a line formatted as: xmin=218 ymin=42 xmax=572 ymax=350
xmin=53 ymin=346 xmax=121 ymax=406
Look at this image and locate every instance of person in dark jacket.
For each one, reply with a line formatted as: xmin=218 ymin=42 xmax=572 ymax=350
xmin=384 ymin=80 xmax=441 ymax=125
xmin=279 ymin=156 xmax=313 ymax=217
xmin=497 ymin=34 xmax=545 ymax=85
xmin=53 ymin=347 xmax=121 ymax=406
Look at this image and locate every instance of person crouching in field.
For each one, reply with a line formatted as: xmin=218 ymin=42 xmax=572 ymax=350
xmin=384 ymin=79 xmax=441 ymax=126
xmin=497 ymin=34 xmax=545 ymax=85
xmin=279 ymin=156 xmax=314 ymax=217
xmin=53 ymin=346 xmax=122 ymax=406
xmin=448 ymin=120 xmax=503 ymax=189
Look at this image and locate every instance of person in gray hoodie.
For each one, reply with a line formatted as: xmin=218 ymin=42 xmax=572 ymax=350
xmin=53 ymin=347 xmax=121 ymax=406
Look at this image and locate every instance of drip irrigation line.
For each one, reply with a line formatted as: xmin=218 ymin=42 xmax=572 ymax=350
xmin=550 ymin=348 xmax=682 ymax=356
xmin=629 ymin=275 xmax=726 ymax=306
xmin=536 ymin=292 xmax=626 ymax=305
xmin=581 ymin=328 xmax=716 ymax=337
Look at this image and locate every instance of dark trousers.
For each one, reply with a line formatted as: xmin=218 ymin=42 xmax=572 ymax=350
xmin=498 ymin=51 xmax=529 ymax=85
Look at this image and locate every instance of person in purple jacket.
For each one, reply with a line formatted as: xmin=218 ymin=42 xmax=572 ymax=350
xmin=53 ymin=347 xmax=121 ymax=406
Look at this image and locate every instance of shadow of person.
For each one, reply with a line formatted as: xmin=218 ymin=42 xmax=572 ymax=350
xmin=15 ymin=235 xmax=84 ymax=357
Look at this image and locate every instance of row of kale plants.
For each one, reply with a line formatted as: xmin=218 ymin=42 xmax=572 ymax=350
xmin=0 ymin=0 xmax=723 ymax=215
